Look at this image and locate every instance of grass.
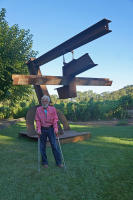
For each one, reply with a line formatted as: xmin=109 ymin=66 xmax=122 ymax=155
xmin=0 ymin=122 xmax=133 ymax=200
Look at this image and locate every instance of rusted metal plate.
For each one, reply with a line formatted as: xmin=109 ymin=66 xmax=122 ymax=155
xmin=12 ymin=74 xmax=112 ymax=86
xmin=12 ymin=75 xmax=64 ymax=85
xmin=75 ymin=77 xmax=112 ymax=86
xmin=27 ymin=60 xmax=50 ymax=104
xmin=29 ymin=19 xmax=111 ymax=67
xmin=19 ymin=130 xmax=91 ymax=144
xmin=26 ymin=105 xmax=38 ymax=136
xmin=63 ymin=53 xmax=97 ymax=77
xmin=57 ymin=81 xmax=77 ymax=99
xmin=56 ymin=109 xmax=70 ymax=130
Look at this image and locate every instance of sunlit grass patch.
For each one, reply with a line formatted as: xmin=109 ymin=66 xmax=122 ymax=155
xmin=70 ymin=123 xmax=95 ymax=132
xmin=0 ymin=135 xmax=15 ymax=144
xmin=98 ymin=136 xmax=133 ymax=146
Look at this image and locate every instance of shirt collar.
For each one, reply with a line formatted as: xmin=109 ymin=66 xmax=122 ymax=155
xmin=41 ymin=105 xmax=50 ymax=110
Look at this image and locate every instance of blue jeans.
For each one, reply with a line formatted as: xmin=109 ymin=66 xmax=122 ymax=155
xmin=40 ymin=126 xmax=62 ymax=165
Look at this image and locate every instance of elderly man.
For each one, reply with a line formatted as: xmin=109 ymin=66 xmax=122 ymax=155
xmin=35 ymin=95 xmax=63 ymax=168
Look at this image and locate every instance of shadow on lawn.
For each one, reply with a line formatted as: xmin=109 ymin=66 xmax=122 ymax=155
xmin=70 ymin=124 xmax=133 ymax=149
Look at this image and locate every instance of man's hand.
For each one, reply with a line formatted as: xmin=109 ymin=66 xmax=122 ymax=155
xmin=37 ymin=131 xmax=41 ymax=137
xmin=54 ymin=129 xmax=58 ymax=137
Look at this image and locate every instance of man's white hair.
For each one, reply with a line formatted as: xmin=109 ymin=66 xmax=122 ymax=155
xmin=41 ymin=95 xmax=50 ymax=102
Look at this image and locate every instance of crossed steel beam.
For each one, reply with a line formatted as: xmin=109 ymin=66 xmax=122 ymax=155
xmin=12 ymin=75 xmax=112 ymax=86
xmin=12 ymin=18 xmax=112 ymax=100
xmin=30 ymin=18 xmax=111 ymax=67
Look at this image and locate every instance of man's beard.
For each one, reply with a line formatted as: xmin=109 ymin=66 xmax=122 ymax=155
xmin=42 ymin=104 xmax=49 ymax=108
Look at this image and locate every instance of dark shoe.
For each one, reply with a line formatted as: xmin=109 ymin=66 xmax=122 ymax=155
xmin=42 ymin=164 xmax=48 ymax=168
xmin=57 ymin=164 xmax=64 ymax=168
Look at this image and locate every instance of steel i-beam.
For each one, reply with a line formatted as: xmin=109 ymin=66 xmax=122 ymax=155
xmin=29 ymin=18 xmax=111 ymax=67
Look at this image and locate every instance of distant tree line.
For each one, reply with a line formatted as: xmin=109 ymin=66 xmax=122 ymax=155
xmin=53 ymin=88 xmax=133 ymax=121
xmin=1 ymin=86 xmax=133 ymax=120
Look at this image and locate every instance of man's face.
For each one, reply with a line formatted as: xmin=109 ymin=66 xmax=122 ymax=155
xmin=41 ymin=99 xmax=49 ymax=108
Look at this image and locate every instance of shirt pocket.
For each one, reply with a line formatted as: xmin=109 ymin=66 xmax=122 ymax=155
xmin=47 ymin=111 xmax=54 ymax=122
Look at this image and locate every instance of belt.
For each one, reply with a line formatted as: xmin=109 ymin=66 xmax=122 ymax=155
xmin=41 ymin=125 xmax=53 ymax=130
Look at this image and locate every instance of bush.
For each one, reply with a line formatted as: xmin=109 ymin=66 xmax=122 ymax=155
xmin=13 ymin=106 xmax=29 ymax=119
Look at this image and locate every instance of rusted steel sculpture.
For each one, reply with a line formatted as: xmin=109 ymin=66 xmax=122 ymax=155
xmin=12 ymin=75 xmax=112 ymax=86
xmin=12 ymin=18 xmax=112 ymax=135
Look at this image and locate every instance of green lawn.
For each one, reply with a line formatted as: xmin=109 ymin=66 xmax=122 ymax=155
xmin=0 ymin=122 xmax=133 ymax=200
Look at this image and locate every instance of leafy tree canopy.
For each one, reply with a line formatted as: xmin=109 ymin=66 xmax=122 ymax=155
xmin=0 ymin=8 xmax=37 ymax=103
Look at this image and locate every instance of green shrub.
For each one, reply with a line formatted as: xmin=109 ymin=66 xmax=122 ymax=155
xmin=0 ymin=106 xmax=12 ymax=119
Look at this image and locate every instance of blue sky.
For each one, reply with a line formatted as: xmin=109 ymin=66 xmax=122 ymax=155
xmin=1 ymin=0 xmax=133 ymax=95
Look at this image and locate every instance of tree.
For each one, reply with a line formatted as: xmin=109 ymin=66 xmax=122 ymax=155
xmin=0 ymin=8 xmax=37 ymax=103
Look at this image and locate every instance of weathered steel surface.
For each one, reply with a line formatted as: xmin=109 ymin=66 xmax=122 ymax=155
xmin=56 ymin=109 xmax=70 ymax=130
xmin=57 ymin=80 xmax=77 ymax=99
xmin=26 ymin=105 xmax=38 ymax=136
xmin=12 ymin=74 xmax=112 ymax=86
xmin=63 ymin=53 xmax=97 ymax=77
xmin=29 ymin=19 xmax=111 ymax=67
xmin=27 ymin=58 xmax=50 ymax=104
xmin=75 ymin=77 xmax=112 ymax=86
xmin=12 ymin=74 xmax=64 ymax=85
xmin=19 ymin=130 xmax=91 ymax=144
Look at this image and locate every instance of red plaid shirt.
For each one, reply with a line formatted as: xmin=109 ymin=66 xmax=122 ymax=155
xmin=35 ymin=106 xmax=58 ymax=134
